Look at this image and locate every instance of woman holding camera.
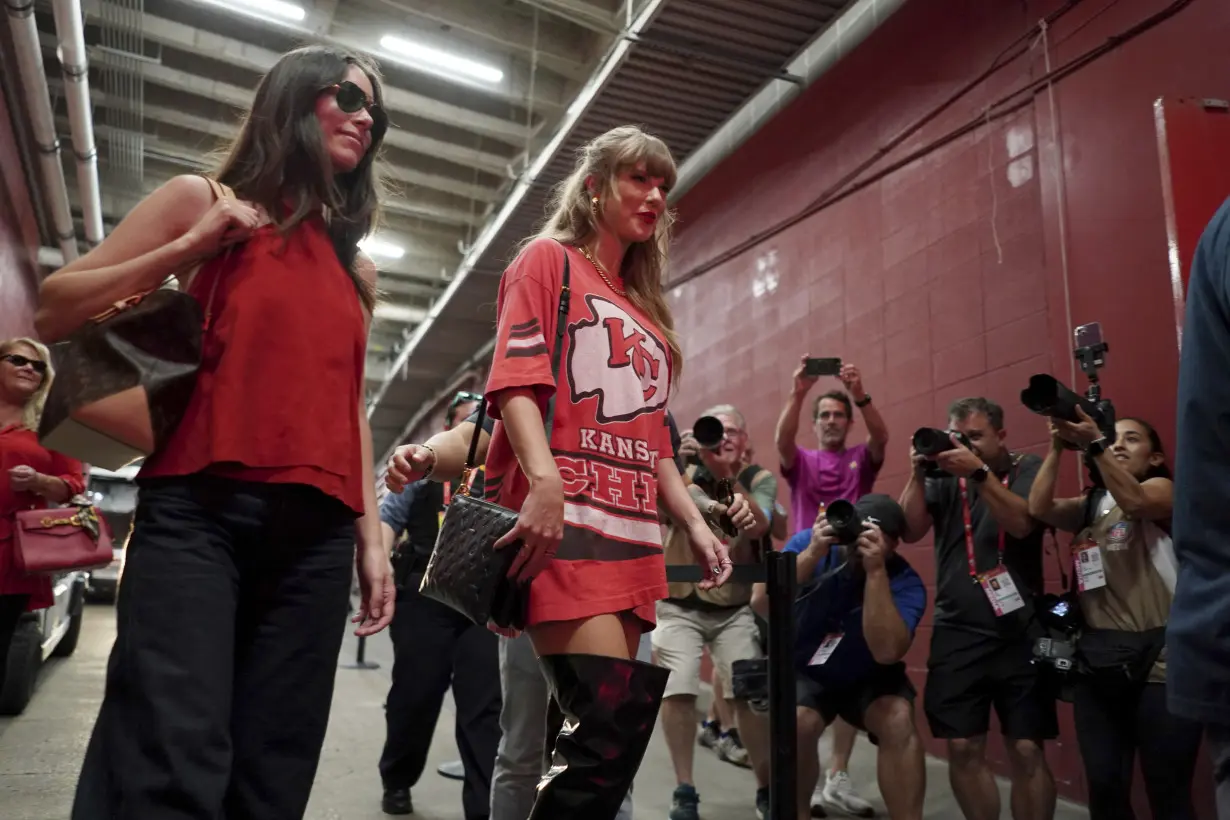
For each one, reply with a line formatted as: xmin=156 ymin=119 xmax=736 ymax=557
xmin=1028 ymin=411 xmax=1201 ymax=820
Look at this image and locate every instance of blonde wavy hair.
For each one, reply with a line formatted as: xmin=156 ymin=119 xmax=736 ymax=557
xmin=0 ymin=337 xmax=54 ymax=430
xmin=533 ymin=125 xmax=683 ymax=380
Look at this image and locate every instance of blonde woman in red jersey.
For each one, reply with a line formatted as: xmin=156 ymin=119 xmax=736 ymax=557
xmin=482 ymin=126 xmax=730 ymax=819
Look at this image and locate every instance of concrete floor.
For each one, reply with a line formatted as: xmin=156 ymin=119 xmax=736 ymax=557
xmin=0 ymin=603 xmax=1090 ymax=820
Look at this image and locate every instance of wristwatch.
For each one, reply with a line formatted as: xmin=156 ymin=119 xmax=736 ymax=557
xmin=969 ymin=464 xmax=991 ymax=483
xmin=854 ymin=394 xmax=873 ymax=408
xmin=1085 ymin=437 xmax=1109 ymax=459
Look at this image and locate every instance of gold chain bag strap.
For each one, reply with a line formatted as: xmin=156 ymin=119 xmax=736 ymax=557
xmin=418 ymin=249 xmax=572 ymax=631
xmin=38 ymin=177 xmax=236 ymax=471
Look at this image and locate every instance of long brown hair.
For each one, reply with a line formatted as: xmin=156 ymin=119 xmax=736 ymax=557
xmin=533 ymin=126 xmax=683 ymax=380
xmin=0 ymin=338 xmax=54 ymax=430
xmin=215 ymin=45 xmax=385 ymax=313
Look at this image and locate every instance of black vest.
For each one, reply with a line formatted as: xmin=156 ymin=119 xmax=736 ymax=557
xmin=403 ymin=469 xmax=487 ymax=558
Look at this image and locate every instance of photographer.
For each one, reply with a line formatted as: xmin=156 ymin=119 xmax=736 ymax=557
xmin=1028 ymin=412 xmax=1200 ymax=820
xmin=377 ymin=392 xmax=500 ymax=819
xmin=898 ymin=397 xmax=1057 ymax=820
xmin=775 ymin=356 xmax=887 ymax=817
xmin=656 ymin=405 xmax=772 ymax=820
xmin=750 ymin=494 xmax=926 ymax=820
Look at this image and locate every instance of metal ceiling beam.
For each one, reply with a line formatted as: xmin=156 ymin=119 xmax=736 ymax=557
xmin=516 ymin=0 xmax=621 ymax=34
xmin=48 ymin=79 xmax=500 ymax=203
xmin=378 ymin=276 xmax=447 ymax=299
xmin=44 ymin=26 xmax=532 ymax=146
xmin=355 ymin=0 xmax=592 ymax=83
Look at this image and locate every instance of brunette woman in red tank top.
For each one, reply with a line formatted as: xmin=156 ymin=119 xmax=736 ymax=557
xmin=36 ymin=46 xmax=394 ymax=820
xmin=463 ymin=126 xmax=731 ymax=818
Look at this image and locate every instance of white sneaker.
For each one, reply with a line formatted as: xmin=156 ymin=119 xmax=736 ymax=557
xmin=714 ymin=732 xmax=750 ymax=768
xmin=820 ymin=770 xmax=875 ymax=817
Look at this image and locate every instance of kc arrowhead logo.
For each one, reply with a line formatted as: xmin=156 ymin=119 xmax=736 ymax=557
xmin=568 ymin=294 xmax=670 ymax=423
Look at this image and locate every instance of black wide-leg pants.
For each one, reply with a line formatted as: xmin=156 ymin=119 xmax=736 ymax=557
xmin=72 ymin=475 xmax=356 ymax=820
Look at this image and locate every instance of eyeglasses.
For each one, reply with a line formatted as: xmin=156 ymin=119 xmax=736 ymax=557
xmin=2 ymin=354 xmax=48 ymax=375
xmin=325 ymin=81 xmax=388 ymax=144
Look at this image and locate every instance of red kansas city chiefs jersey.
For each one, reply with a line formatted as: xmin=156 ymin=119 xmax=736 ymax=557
xmin=484 ymin=237 xmax=673 ymax=628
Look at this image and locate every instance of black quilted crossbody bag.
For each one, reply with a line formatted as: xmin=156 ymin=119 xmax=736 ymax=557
xmin=418 ymin=250 xmax=571 ymax=631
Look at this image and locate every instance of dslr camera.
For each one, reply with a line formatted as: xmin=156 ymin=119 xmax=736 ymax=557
xmin=911 ymin=427 xmax=973 ymax=478
xmin=822 ymin=499 xmax=866 ymax=546
xmin=1033 ymin=592 xmax=1082 ymax=675
xmin=1020 ymin=323 xmax=1116 ymax=483
xmin=689 ymin=415 xmax=739 ymax=538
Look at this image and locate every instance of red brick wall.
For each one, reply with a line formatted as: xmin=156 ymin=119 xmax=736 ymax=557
xmin=0 ymin=70 xmax=41 ymax=340
xmin=667 ymin=0 xmax=1225 ymax=812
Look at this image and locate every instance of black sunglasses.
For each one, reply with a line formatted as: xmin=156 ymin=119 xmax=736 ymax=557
xmin=327 ymin=81 xmax=388 ymax=144
xmin=2 ymin=353 xmax=47 ymax=375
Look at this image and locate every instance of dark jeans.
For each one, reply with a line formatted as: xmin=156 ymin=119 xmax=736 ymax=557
xmin=1073 ymin=673 xmax=1203 ymax=820
xmin=0 ymin=593 xmax=31 ymax=694
xmin=72 ymin=475 xmax=356 ymax=820
xmin=380 ymin=570 xmax=501 ymax=820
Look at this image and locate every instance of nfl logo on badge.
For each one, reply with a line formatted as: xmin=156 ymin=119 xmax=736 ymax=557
xmin=1108 ymin=521 xmax=1131 ymax=548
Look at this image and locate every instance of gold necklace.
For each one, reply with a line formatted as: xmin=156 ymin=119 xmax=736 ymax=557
xmin=578 ymin=245 xmax=626 ymax=297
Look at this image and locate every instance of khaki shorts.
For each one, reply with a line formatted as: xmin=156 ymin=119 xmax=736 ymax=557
xmin=652 ymin=600 xmax=763 ymax=699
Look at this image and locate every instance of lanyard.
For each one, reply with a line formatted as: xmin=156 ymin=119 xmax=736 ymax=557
xmin=958 ymin=469 xmax=1010 ymax=579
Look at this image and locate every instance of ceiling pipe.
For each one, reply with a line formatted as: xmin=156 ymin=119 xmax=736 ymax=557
xmin=3 ymin=0 xmax=79 ymax=262
xmin=50 ymin=0 xmax=104 ymax=247
xmin=670 ymin=0 xmax=907 ymax=202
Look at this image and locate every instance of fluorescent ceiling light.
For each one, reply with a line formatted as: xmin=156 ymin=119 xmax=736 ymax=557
xmin=374 ymin=303 xmax=428 ymax=324
xmin=196 ymin=0 xmax=306 ymax=23
xmin=359 ymin=237 xmax=405 ymax=260
xmin=380 ymin=35 xmax=504 ymax=85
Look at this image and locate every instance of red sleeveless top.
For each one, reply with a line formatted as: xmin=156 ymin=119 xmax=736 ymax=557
xmin=141 ymin=216 xmax=367 ymax=515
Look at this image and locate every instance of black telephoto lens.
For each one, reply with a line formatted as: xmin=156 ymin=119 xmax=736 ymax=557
xmin=693 ymin=415 xmax=725 ymax=451
xmin=912 ymin=427 xmax=956 ymax=457
xmin=1020 ymin=374 xmax=1086 ymax=423
xmin=825 ymin=500 xmax=863 ymax=546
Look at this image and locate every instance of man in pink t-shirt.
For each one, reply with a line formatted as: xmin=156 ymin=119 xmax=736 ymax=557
xmin=774 ymin=354 xmax=890 ymax=818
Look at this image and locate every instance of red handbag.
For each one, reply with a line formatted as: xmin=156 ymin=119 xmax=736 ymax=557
xmin=12 ymin=498 xmax=114 ymax=575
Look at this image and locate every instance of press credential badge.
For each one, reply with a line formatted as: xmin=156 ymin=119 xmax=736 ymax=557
xmin=979 ymin=567 xmax=1025 ymax=616
xmin=1075 ymin=540 xmax=1107 ymax=591
xmin=809 ymin=633 xmax=843 ymax=666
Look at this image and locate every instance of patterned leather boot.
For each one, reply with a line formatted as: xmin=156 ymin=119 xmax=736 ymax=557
xmin=528 ymin=654 xmax=668 ymax=820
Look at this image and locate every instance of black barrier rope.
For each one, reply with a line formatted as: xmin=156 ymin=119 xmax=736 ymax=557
xmin=665 ymin=553 xmax=798 ymax=820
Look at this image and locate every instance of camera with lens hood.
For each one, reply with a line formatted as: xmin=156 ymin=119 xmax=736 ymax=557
xmin=688 ymin=416 xmax=739 ymax=537
xmin=1019 ymin=322 xmax=1116 ymax=486
xmin=823 ymin=499 xmax=866 ymax=546
xmin=911 ymin=427 xmax=973 ymax=478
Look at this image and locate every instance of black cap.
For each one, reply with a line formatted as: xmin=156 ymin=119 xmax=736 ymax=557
xmin=853 ymin=493 xmax=906 ymax=540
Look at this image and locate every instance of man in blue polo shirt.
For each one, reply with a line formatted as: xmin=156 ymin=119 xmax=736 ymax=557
xmin=755 ymin=493 xmax=926 ymax=820
xmin=1171 ymin=194 xmax=1230 ymax=817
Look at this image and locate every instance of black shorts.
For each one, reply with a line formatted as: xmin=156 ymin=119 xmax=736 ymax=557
xmin=796 ymin=663 xmax=916 ymax=745
xmin=924 ymin=627 xmax=1059 ymax=741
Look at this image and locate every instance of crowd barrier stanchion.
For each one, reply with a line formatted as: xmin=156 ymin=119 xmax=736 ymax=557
xmin=665 ymin=555 xmax=797 ymax=819
xmin=765 ymin=549 xmax=797 ymax=820
xmin=341 ymin=633 xmax=380 ymax=670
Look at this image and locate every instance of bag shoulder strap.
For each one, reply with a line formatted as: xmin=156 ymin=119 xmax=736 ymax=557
xmin=461 ymin=246 xmax=572 ymax=492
